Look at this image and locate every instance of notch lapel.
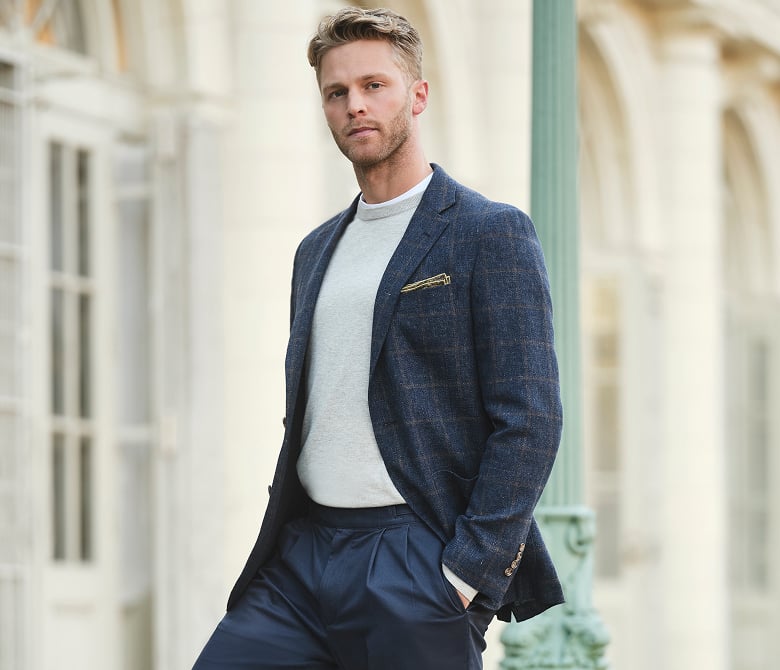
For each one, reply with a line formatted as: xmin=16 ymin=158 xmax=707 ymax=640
xmin=370 ymin=165 xmax=457 ymax=376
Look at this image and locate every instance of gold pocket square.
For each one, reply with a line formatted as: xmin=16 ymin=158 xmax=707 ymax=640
xmin=400 ymin=273 xmax=451 ymax=293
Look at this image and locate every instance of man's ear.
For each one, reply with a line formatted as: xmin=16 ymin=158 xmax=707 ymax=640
xmin=411 ymin=79 xmax=429 ymax=116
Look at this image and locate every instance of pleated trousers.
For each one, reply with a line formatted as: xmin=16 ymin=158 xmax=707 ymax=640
xmin=193 ymin=503 xmax=495 ymax=669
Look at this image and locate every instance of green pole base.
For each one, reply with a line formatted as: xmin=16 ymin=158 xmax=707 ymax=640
xmin=500 ymin=507 xmax=610 ymax=669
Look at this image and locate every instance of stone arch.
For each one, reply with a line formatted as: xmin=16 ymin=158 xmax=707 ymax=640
xmin=722 ymin=108 xmax=772 ymax=295
xmin=578 ymin=27 xmax=635 ymax=249
xmin=15 ymin=0 xmax=118 ymax=69
xmin=577 ymin=24 xmax=635 ymax=586
xmin=0 ymin=0 xmax=187 ymax=85
xmin=578 ymin=7 xmax=663 ymax=252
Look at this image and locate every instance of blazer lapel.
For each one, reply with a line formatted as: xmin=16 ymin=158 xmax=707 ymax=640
xmin=370 ymin=165 xmax=457 ymax=376
xmin=285 ymin=200 xmax=357 ymax=419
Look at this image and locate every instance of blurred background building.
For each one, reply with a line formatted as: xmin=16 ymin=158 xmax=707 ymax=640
xmin=0 ymin=0 xmax=779 ymax=668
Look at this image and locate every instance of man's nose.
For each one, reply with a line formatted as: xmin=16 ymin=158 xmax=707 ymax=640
xmin=346 ymin=91 xmax=366 ymax=117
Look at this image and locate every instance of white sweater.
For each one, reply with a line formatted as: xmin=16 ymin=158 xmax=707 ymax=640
xmin=297 ymin=181 xmax=428 ymax=508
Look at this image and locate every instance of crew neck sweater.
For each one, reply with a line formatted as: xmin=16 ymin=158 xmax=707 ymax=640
xmin=297 ymin=186 xmax=425 ymax=508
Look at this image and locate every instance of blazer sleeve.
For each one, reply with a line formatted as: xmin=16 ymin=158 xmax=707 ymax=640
xmin=441 ymin=206 xmax=562 ymax=606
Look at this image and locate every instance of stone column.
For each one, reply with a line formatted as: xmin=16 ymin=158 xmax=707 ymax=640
xmin=151 ymin=2 xmax=232 ymax=666
xmin=656 ymin=23 xmax=728 ymax=670
xmin=501 ymin=2 xmax=609 ymax=667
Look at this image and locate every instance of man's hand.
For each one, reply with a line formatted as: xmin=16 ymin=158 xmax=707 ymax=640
xmin=456 ymin=589 xmax=471 ymax=610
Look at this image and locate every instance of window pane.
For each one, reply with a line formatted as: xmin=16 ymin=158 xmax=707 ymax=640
xmin=747 ymin=341 xmax=769 ymax=495
xmin=77 ymin=150 xmax=90 ymax=277
xmin=0 ymin=175 xmax=13 ymax=244
xmin=115 ymin=145 xmax=149 ymax=185
xmin=0 ymin=258 xmax=15 ymax=396
xmin=594 ymin=499 xmax=620 ymax=578
xmin=78 ymin=294 xmax=91 ymax=418
xmin=0 ymin=413 xmax=15 ymax=564
xmin=747 ymin=341 xmax=770 ymax=588
xmin=584 ymin=275 xmax=622 ymax=580
xmin=120 ymin=441 xmax=152 ymax=601
xmin=48 ymin=1 xmax=88 ymax=55
xmin=50 ymin=288 xmax=65 ymax=415
xmin=0 ymin=256 xmax=14 ymax=325
xmin=0 ymin=61 xmax=14 ymax=89
xmin=747 ymin=508 xmax=769 ymax=589
xmin=0 ymin=79 xmax=17 ymax=244
xmin=52 ymin=435 xmax=66 ymax=560
xmin=595 ymin=383 xmax=619 ymax=472
xmin=49 ymin=143 xmax=64 ymax=272
xmin=79 ymin=438 xmax=92 ymax=561
xmin=594 ymin=331 xmax=618 ymax=368
xmin=118 ymin=199 xmax=151 ymax=424
xmin=0 ymin=326 xmax=13 ymax=398
xmin=0 ymin=413 xmax=14 ymax=480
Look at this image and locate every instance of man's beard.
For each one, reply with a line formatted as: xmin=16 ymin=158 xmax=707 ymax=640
xmin=332 ymin=99 xmax=412 ymax=168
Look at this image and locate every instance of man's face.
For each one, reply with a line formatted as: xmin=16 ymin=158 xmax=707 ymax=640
xmin=319 ymin=39 xmax=419 ymax=168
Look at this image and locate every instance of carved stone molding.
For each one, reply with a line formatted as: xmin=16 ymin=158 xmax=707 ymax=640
xmin=0 ymin=0 xmax=60 ymax=33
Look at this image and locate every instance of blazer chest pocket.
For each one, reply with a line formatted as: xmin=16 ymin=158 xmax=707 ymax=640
xmin=400 ymin=272 xmax=451 ymax=294
xmin=396 ymin=273 xmax=455 ymax=316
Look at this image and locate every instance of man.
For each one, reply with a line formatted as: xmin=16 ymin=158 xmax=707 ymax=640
xmin=194 ymin=7 xmax=563 ymax=669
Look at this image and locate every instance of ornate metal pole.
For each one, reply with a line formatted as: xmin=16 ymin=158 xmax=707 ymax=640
xmin=500 ymin=2 xmax=609 ymax=667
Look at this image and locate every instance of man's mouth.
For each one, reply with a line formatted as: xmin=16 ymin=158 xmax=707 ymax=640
xmin=348 ymin=127 xmax=376 ymax=137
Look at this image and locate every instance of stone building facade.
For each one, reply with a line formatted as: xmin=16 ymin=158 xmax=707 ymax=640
xmin=0 ymin=1 xmax=778 ymax=668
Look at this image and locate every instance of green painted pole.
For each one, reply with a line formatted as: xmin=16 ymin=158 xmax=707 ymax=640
xmin=500 ymin=2 xmax=609 ymax=668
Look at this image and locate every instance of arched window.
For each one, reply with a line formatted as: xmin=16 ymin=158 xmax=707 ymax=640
xmin=723 ymin=107 xmax=779 ymax=669
xmin=1 ymin=1 xmax=154 ymax=666
xmin=579 ymin=30 xmax=632 ymax=581
xmin=0 ymin=0 xmax=87 ymax=54
xmin=723 ymin=110 xmax=772 ymax=592
xmin=0 ymin=0 xmax=132 ymax=72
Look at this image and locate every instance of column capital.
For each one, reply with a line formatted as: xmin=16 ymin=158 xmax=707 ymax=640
xmin=577 ymin=0 xmax=625 ymax=28
xmin=656 ymin=14 xmax=721 ymax=62
xmin=723 ymin=43 xmax=780 ymax=96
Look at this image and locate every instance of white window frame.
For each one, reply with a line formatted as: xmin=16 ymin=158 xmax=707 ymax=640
xmin=33 ymin=106 xmax=120 ymax=670
xmin=0 ymin=51 xmax=30 ymax=670
xmin=582 ymin=270 xmax=623 ymax=580
xmin=114 ymin=140 xmax=156 ymax=670
xmin=49 ymin=140 xmax=95 ymax=563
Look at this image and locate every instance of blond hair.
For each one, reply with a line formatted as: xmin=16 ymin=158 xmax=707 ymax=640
xmin=307 ymin=7 xmax=423 ymax=82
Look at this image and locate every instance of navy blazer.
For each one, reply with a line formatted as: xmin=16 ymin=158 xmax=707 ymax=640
xmin=228 ymin=165 xmax=564 ymax=622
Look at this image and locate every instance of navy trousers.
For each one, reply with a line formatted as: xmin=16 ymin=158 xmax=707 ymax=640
xmin=193 ymin=503 xmax=495 ymax=669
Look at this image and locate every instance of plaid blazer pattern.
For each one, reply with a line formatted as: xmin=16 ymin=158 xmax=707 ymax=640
xmin=227 ymin=165 xmax=564 ymax=623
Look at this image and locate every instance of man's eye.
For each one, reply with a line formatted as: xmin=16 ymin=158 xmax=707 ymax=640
xmin=367 ymin=82 xmax=382 ymax=90
xmin=329 ymin=89 xmax=346 ymax=99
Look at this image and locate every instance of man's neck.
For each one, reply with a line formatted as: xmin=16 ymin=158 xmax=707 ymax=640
xmin=354 ymin=153 xmax=432 ymax=205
